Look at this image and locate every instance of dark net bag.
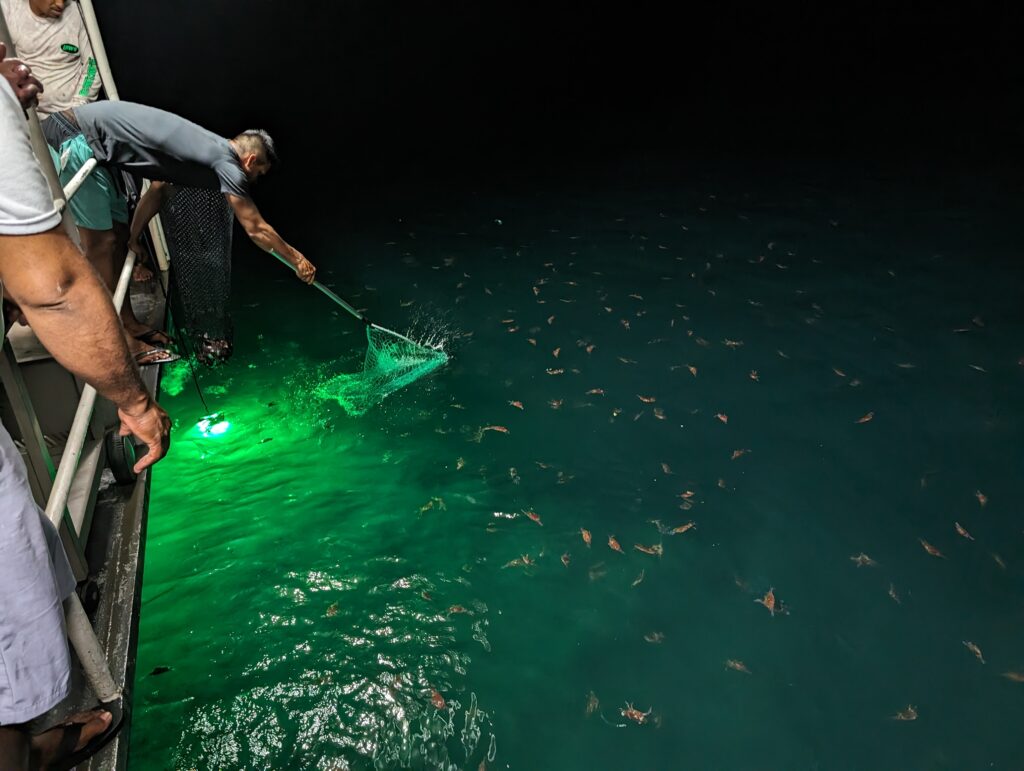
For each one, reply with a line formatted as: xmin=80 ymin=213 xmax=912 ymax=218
xmin=160 ymin=187 xmax=234 ymax=365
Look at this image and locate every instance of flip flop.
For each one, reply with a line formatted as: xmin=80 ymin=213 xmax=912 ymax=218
xmin=46 ymin=699 xmax=127 ymax=771
xmin=134 ymin=348 xmax=182 ymax=366
xmin=133 ymin=328 xmax=176 ymax=348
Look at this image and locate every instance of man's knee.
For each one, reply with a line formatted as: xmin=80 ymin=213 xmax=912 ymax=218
xmin=0 ymin=725 xmax=30 ymax=770
xmin=78 ymin=226 xmax=117 ymax=260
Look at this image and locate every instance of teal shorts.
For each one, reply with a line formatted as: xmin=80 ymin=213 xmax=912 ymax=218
xmin=48 ymin=135 xmax=129 ymax=231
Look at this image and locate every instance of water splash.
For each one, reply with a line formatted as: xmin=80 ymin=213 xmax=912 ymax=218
xmin=316 ymin=325 xmax=450 ymax=416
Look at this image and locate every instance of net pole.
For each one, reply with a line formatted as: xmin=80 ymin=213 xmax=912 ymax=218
xmin=269 ymin=250 xmax=366 ymax=322
xmin=367 ymin=323 xmax=426 ymax=349
xmin=313 ymin=282 xmax=367 ymax=323
xmin=269 ymin=251 xmax=433 ymax=349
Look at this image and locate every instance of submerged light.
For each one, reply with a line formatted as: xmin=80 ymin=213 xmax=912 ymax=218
xmin=196 ymin=412 xmax=230 ymax=436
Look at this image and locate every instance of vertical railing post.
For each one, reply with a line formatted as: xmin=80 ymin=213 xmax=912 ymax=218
xmin=41 ymin=251 xmax=138 ymax=708
xmin=64 ymin=593 xmax=122 ymax=703
xmin=73 ymin=0 xmax=119 ymax=101
xmin=42 ymin=250 xmax=136 ymax=532
xmin=76 ymin=0 xmax=171 ymax=272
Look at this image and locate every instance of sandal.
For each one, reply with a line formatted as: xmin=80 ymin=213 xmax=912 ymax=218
xmin=35 ymin=701 xmax=126 ymax=771
xmin=133 ymin=328 xmax=176 ymax=348
xmin=134 ymin=348 xmax=182 ymax=366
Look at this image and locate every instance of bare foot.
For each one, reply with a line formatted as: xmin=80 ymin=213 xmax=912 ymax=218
xmin=128 ymin=338 xmax=153 ymax=359
xmin=132 ymin=263 xmax=154 ymax=283
xmin=30 ymin=709 xmax=111 ymax=770
xmin=126 ymin=327 xmax=175 ymax=349
xmin=134 ymin=348 xmax=180 ymax=366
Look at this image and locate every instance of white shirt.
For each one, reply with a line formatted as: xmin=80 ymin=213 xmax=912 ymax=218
xmin=0 ymin=77 xmax=61 ymax=235
xmin=0 ymin=0 xmax=102 ymax=115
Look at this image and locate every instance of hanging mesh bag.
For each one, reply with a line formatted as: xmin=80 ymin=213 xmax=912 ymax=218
xmin=160 ymin=186 xmax=235 ymax=365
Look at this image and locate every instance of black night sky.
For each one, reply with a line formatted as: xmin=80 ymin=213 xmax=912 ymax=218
xmin=94 ymin=2 xmax=1022 ymax=211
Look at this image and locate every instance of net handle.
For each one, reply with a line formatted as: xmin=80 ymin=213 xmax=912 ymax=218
xmin=269 ymin=250 xmax=425 ymax=349
xmin=270 ymin=250 xmax=367 ymax=323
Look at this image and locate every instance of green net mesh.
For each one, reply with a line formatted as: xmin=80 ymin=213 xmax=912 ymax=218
xmin=315 ymin=325 xmax=449 ymax=416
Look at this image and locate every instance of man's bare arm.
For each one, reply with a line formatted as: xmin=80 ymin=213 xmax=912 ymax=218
xmin=226 ymin=193 xmax=316 ymax=283
xmin=0 ymin=227 xmax=170 ymax=471
xmin=126 ymin=179 xmax=169 ymax=257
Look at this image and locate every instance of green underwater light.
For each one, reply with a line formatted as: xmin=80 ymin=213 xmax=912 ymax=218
xmin=196 ymin=412 xmax=231 ymax=436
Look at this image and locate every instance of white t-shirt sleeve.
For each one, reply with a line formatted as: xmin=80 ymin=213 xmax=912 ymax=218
xmin=0 ymin=79 xmax=61 ymax=235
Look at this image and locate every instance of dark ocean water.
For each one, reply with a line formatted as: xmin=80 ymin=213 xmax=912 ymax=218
xmin=130 ymin=161 xmax=1024 ymax=770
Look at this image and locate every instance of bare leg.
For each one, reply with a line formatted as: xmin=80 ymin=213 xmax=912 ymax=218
xmin=0 ymin=726 xmax=30 ymax=770
xmin=111 ymin=222 xmax=147 ymax=334
xmin=76 ymin=226 xmax=116 ymax=288
xmin=77 ymin=226 xmax=150 ymax=357
xmin=112 ymin=223 xmax=173 ymax=348
xmin=29 ymin=709 xmax=112 ymax=769
xmin=89 ymin=223 xmax=148 ymax=335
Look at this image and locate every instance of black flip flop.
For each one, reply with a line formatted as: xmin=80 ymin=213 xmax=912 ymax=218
xmin=48 ymin=699 xmax=127 ymax=771
xmin=133 ymin=328 xmax=177 ymax=348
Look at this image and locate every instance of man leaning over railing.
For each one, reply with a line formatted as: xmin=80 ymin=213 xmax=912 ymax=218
xmin=0 ymin=43 xmax=170 ymax=770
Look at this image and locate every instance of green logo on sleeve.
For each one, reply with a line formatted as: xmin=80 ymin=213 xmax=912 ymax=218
xmin=60 ymin=43 xmax=80 ymax=54
xmin=78 ymin=58 xmax=97 ymax=96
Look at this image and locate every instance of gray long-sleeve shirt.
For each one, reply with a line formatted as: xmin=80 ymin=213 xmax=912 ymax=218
xmin=74 ymin=100 xmax=252 ymax=199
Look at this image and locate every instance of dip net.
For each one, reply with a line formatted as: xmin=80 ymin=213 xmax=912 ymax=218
xmin=160 ymin=187 xmax=235 ymax=365
xmin=315 ymin=324 xmax=449 ymax=416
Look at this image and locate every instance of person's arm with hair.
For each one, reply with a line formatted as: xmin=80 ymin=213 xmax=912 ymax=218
xmin=226 ymin=193 xmax=316 ymax=283
xmin=0 ymin=228 xmax=171 ymax=472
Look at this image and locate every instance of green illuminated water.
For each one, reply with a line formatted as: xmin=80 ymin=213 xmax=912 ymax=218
xmin=132 ymin=168 xmax=1024 ymax=770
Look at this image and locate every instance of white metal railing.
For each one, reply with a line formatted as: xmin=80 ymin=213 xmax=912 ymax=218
xmin=51 ymin=0 xmax=149 ymax=709
xmin=77 ymin=0 xmax=170 ymax=273
xmin=76 ymin=0 xmax=118 ymax=101
xmin=59 ymin=155 xmax=98 ymax=209
xmin=44 ymin=249 xmax=138 ymax=706
xmin=43 ymin=248 xmax=136 ymax=535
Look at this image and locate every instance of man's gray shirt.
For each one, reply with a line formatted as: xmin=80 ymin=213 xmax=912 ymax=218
xmin=73 ymin=101 xmax=251 ymax=199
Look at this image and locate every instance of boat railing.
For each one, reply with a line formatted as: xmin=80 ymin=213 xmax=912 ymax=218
xmin=1 ymin=0 xmax=173 ymax=709
xmin=75 ymin=0 xmax=172 ymax=272
xmin=46 ymin=243 xmax=138 ymax=704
